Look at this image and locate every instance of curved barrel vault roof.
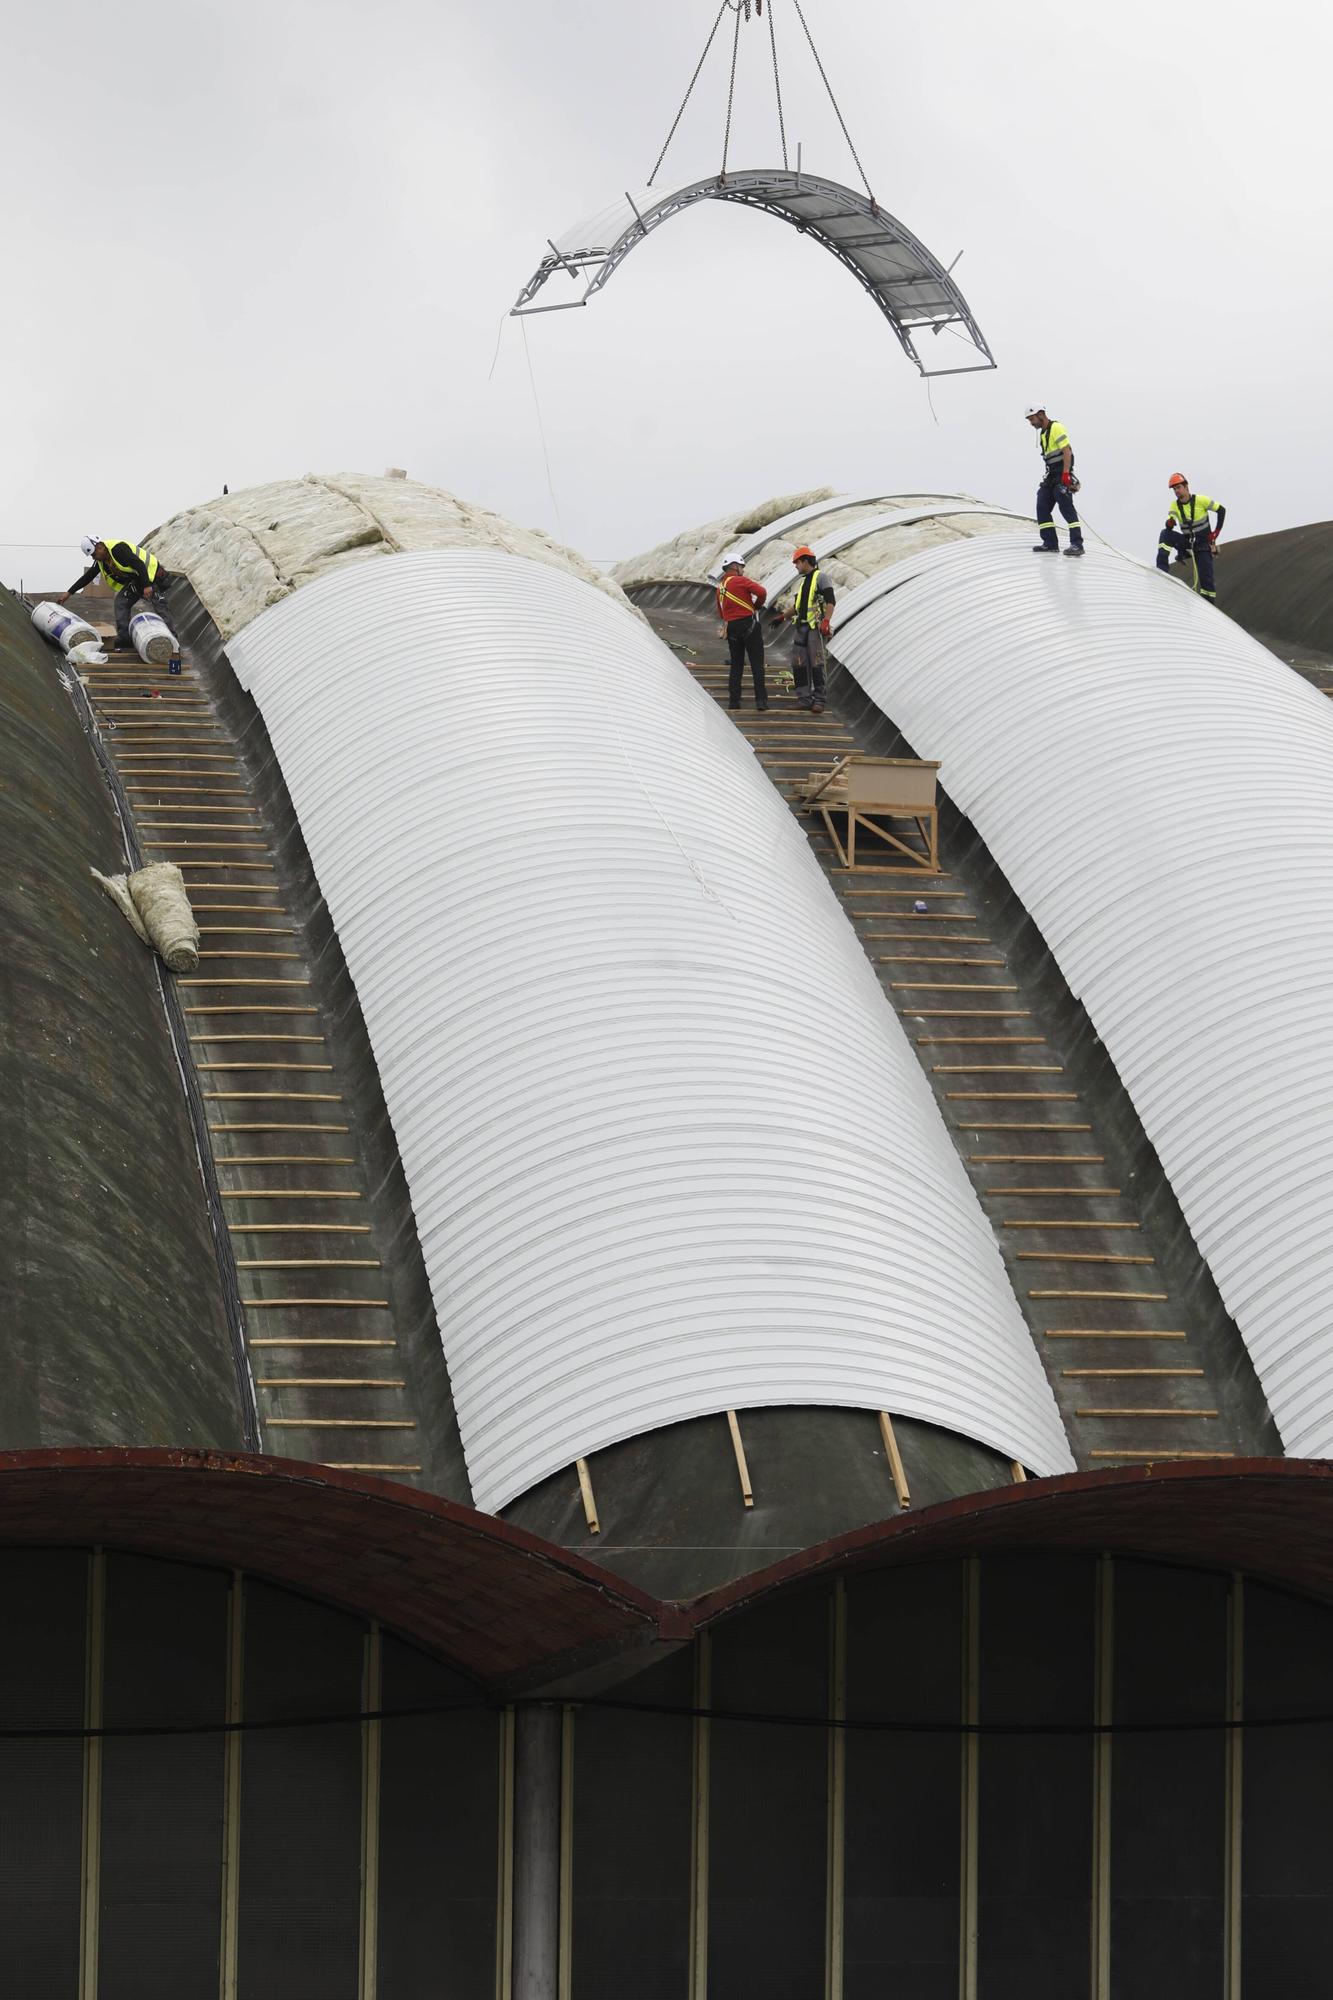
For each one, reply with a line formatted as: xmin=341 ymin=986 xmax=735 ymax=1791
xmin=827 ymin=530 xmax=1333 ymax=1460
xmin=513 ymin=171 xmax=994 ymax=376
xmin=224 ymin=543 xmax=1073 ymax=1508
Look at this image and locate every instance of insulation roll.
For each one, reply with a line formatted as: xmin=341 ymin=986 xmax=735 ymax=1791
xmin=31 ymin=600 xmax=99 ymax=653
xmin=129 ymin=607 xmax=179 ymax=665
xmin=92 ymin=862 xmax=199 ymax=972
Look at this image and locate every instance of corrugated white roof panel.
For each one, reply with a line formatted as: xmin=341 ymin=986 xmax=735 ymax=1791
xmin=229 ymin=548 xmax=1072 ymax=1508
xmin=832 ymin=532 xmax=1333 ymax=1457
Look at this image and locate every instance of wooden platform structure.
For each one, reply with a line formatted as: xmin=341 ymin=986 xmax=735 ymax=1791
xmin=796 ymin=754 xmax=941 ymax=872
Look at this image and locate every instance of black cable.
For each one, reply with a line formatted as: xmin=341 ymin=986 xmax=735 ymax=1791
xmin=768 ymin=0 xmax=789 ymax=167
xmin=790 ymin=0 xmax=874 ymax=199
xmin=648 ymin=1 xmax=729 ymax=185
xmin=721 ymin=0 xmax=743 ymax=176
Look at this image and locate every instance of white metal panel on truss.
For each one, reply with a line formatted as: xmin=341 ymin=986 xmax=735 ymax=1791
xmin=832 ymin=531 xmax=1333 ymax=1459
xmin=515 ymin=171 xmax=995 ymax=375
xmin=228 ymin=547 xmax=1073 ymax=1511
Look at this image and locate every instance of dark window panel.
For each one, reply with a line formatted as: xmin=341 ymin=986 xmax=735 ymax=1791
xmin=237 ymin=1581 xmax=364 ymax=2000
xmin=99 ymin=1554 xmax=229 ymax=2000
xmin=377 ymin=1636 xmax=499 ymax=2000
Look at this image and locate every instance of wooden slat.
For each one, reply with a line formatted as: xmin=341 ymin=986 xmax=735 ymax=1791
xmin=1015 ymin=1252 xmax=1154 ymax=1264
xmin=1077 ymin=1406 xmax=1218 ymax=1419
xmin=1044 ymin=1330 xmax=1186 ymax=1339
xmin=241 ymin=1297 xmax=389 ymax=1308
xmin=877 ymin=1412 xmax=911 ymax=1508
xmin=265 ymin=1418 xmax=415 ymax=1430
xmin=1030 ymin=1289 xmax=1168 ymax=1301
xmin=575 ymin=1458 xmax=601 ymax=1535
xmin=726 ymin=1410 xmax=755 ymax=1508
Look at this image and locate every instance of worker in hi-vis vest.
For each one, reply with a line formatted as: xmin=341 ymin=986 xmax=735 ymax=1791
xmin=1026 ymin=406 xmax=1084 ymax=557
xmin=1157 ymin=475 xmax=1225 ymax=603
xmin=62 ymin=535 xmax=172 ymax=651
xmin=782 ymin=546 xmax=835 ymax=713
xmin=715 ymin=556 xmax=769 ymax=711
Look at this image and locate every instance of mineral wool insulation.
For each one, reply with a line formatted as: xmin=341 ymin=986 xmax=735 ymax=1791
xmin=616 ymin=488 xmax=1029 ymax=607
xmin=148 ymin=470 xmax=632 ymax=643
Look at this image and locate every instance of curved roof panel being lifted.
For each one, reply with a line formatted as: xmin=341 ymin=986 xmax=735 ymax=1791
xmin=513 ymin=171 xmax=994 ymax=376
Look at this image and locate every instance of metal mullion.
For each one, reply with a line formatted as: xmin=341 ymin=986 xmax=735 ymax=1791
xmin=219 ymin=1570 xmax=245 ymax=2000
xmin=78 ymin=1548 xmax=106 ymax=2000
xmin=359 ymin=1623 xmax=383 ymax=2000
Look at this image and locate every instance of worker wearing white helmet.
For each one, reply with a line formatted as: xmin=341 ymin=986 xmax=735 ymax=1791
xmin=61 ymin=535 xmax=172 ymax=651
xmin=1025 ymin=406 xmax=1084 ymax=558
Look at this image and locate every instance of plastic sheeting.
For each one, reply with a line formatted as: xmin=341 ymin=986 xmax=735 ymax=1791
xmin=31 ymin=600 xmax=98 ymax=654
xmin=228 ymin=546 xmax=1073 ymax=1512
xmin=830 ymin=531 xmax=1333 ymax=1460
xmin=129 ymin=607 xmax=178 ymax=665
xmin=147 ymin=471 xmax=634 ymax=643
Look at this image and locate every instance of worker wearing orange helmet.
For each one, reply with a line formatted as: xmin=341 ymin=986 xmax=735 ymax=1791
xmin=1157 ymin=475 xmax=1225 ymax=602
xmin=785 ymin=546 xmax=835 ymax=714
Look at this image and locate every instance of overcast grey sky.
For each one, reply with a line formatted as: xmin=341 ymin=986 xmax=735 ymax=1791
xmin=3 ymin=0 xmax=1325 ymax=585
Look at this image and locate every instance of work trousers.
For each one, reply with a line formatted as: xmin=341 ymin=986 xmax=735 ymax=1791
xmin=1036 ymin=473 xmax=1084 ymax=551
xmin=726 ymin=614 xmax=767 ymax=705
xmin=791 ymin=623 xmax=827 ymax=706
xmin=113 ymin=585 xmax=149 ymax=649
xmin=1157 ymin=529 xmax=1216 ymax=599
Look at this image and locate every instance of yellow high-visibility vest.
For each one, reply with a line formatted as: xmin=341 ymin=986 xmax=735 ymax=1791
xmin=1038 ymin=421 xmax=1071 ymax=470
xmin=794 ymin=566 xmax=825 ymax=627
xmin=98 ymin=540 xmax=160 ymax=593
xmin=1168 ymin=494 xmax=1219 ymax=537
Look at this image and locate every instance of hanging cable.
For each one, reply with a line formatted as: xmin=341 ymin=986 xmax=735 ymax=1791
xmin=519 ymin=316 xmax=565 ymax=541
xmin=721 ymin=0 xmax=744 ymax=177
xmin=790 ymin=0 xmax=874 ymax=200
xmin=648 ymin=1 xmax=729 ymax=185
xmin=767 ymin=0 xmax=790 ymax=168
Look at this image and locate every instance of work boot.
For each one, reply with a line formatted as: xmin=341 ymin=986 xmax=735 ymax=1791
xmin=1064 ymin=545 xmax=1085 ymax=558
xmin=1032 ymin=544 xmax=1059 ymax=554
xmin=756 ymin=700 xmax=769 ymax=712
xmin=727 ymin=699 xmax=741 ymax=710
xmin=811 ymin=700 xmax=825 ymax=715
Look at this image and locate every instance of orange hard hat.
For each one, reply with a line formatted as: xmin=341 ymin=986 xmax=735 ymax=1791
xmin=1168 ymin=472 xmax=1188 ymax=488
xmin=792 ymin=544 xmax=817 ymax=562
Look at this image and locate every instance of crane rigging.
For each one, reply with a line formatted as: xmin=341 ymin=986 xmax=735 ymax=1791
xmin=509 ymin=0 xmax=995 ymax=377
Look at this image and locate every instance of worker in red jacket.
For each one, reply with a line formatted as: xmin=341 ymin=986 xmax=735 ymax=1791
xmin=715 ymin=556 xmax=769 ymax=711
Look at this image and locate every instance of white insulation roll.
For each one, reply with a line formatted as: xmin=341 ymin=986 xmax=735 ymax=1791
xmin=128 ymin=606 xmax=179 ymax=664
xmin=31 ymin=600 xmax=99 ymax=653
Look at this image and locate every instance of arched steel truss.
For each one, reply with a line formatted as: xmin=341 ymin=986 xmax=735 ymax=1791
xmin=512 ymin=170 xmax=995 ymax=377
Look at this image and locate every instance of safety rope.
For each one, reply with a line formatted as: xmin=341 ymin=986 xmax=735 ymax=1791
xmin=519 ymin=317 xmax=565 ymax=539
xmin=648 ymin=1 xmax=729 ymax=185
xmin=768 ymin=0 xmax=789 ymax=168
xmin=721 ymin=0 xmax=743 ymax=176
xmin=790 ymin=0 xmax=874 ymax=200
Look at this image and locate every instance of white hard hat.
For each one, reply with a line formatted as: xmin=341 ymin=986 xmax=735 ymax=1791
xmin=720 ymin=554 xmax=743 ymax=568
xmin=1024 ymin=405 xmax=1045 ymax=418
xmin=80 ymin=535 xmax=96 ymax=556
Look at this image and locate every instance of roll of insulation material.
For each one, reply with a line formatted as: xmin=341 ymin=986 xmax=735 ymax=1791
xmin=31 ymin=600 xmax=99 ymax=653
xmin=129 ymin=607 xmax=178 ymax=664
